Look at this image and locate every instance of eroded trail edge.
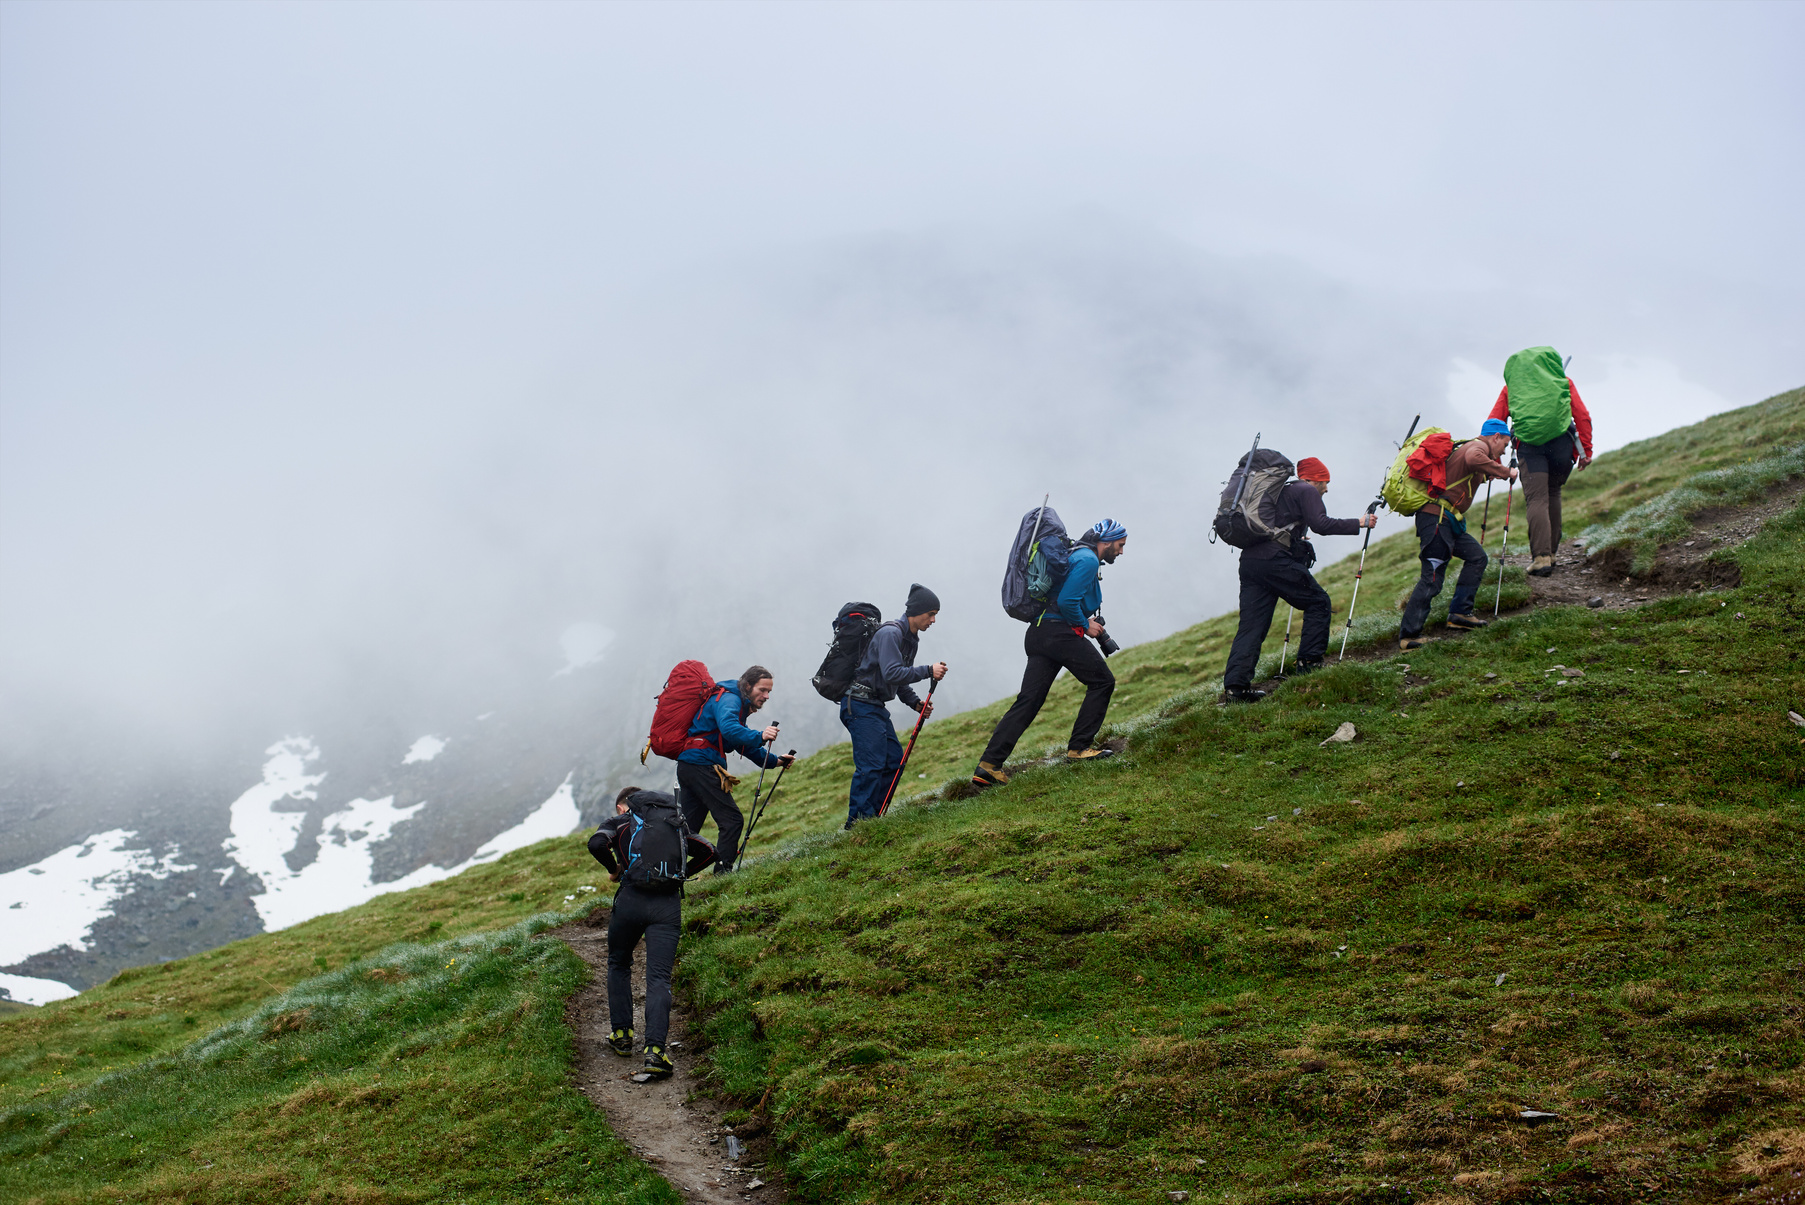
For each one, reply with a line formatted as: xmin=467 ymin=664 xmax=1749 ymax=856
xmin=556 ymin=915 xmax=788 ymax=1205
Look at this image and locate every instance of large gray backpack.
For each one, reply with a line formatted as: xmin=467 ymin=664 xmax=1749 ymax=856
xmin=1212 ymin=449 xmax=1296 ymax=549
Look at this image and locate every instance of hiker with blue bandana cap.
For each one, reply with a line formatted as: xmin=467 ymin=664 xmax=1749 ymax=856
xmin=973 ymin=519 xmax=1127 ymax=788
xmin=1399 ymin=421 xmax=1517 ymax=651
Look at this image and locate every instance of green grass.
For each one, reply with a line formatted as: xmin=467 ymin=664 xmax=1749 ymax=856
xmin=679 ymin=494 xmax=1805 ymax=1202
xmin=1 ymin=916 xmax=674 ymax=1204
xmin=1579 ymin=442 xmax=1805 ymax=573
xmin=5 ymin=385 xmax=1802 ymax=1203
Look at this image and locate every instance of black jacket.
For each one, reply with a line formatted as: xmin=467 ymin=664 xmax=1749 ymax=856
xmin=1242 ymin=481 xmax=1362 ymax=562
xmin=590 ymin=812 xmax=718 ymax=879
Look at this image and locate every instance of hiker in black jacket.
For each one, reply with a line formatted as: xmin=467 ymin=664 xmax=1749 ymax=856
xmin=1222 ymin=458 xmax=1374 ymax=703
xmin=842 ymin=584 xmax=946 ymax=828
xmin=588 ymin=788 xmax=717 ymax=1080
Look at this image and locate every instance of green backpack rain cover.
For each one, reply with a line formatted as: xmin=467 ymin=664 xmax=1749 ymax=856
xmin=1502 ymin=346 xmax=1573 ymax=446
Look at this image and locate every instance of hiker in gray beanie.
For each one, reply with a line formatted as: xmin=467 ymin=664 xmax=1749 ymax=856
xmin=841 ymin=584 xmax=946 ymax=827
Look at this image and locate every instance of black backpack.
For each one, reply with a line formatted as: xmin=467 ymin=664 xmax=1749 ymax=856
xmin=811 ymin=602 xmax=882 ymax=701
xmin=1211 ymin=448 xmax=1297 ymax=549
xmin=599 ymin=790 xmax=690 ymax=891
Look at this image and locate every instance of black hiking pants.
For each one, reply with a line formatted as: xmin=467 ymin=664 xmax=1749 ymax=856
xmin=677 ymin=761 xmax=741 ymax=874
xmin=606 ymin=882 xmax=681 ymax=1049
xmin=979 ymin=619 xmax=1115 ymax=765
xmin=1401 ymin=509 xmax=1489 ymax=637
xmin=1517 ymin=431 xmax=1576 ymax=559
xmin=1224 ymin=554 xmax=1333 ymax=689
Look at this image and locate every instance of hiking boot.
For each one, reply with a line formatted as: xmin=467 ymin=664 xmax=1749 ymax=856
xmin=642 ymin=1044 xmax=675 ymax=1079
xmin=1223 ymin=687 xmax=1266 ymax=704
xmin=970 ymin=762 xmax=1010 ymax=789
xmin=607 ymin=1028 xmax=635 ymax=1058
xmin=1399 ymin=637 xmax=1425 ymax=651
xmin=1445 ymin=612 xmax=1488 ymax=631
xmin=1288 ymin=658 xmax=1324 ymax=675
xmin=1065 ymin=747 xmax=1116 ymax=762
xmin=1529 ymin=555 xmax=1555 ymax=577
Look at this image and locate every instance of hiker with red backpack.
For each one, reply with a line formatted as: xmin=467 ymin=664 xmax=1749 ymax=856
xmin=839 ymin=583 xmax=946 ymax=828
xmin=1398 ymin=419 xmax=1518 ymax=651
xmin=1487 ymin=346 xmax=1594 ymax=577
xmin=587 ymin=786 xmax=718 ymax=1080
xmin=648 ymin=664 xmax=792 ymax=874
xmin=1220 ymin=456 xmax=1376 ymax=704
xmin=973 ymin=518 xmax=1127 ymax=789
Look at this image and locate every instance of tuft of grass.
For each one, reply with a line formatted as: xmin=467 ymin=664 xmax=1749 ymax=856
xmin=1 ymin=916 xmax=676 ymax=1203
xmin=1579 ymin=442 xmax=1805 ymax=573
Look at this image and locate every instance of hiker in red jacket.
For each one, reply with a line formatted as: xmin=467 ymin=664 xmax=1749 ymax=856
xmin=1489 ymin=348 xmax=1594 ymax=576
xmin=1399 ymin=421 xmax=1517 ymax=651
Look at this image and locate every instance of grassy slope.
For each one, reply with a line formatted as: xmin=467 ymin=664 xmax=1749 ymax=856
xmin=746 ymin=388 xmax=1805 ymax=847
xmin=0 ymin=847 xmax=679 ymax=1202
xmin=3 ymin=388 xmax=1800 ymax=1202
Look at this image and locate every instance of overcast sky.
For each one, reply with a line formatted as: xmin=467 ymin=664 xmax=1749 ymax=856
xmin=3 ymin=1 xmax=1800 ymax=766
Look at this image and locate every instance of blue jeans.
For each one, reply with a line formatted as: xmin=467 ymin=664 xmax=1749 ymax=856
xmin=840 ymin=697 xmax=903 ymax=823
xmin=1401 ymin=509 xmax=1489 ymax=637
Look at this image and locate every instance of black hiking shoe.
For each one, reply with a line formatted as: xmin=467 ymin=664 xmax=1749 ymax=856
xmin=1398 ymin=637 xmax=1425 ymax=651
xmin=1224 ymin=687 xmax=1266 ymax=704
xmin=642 ymin=1044 xmax=675 ymax=1080
xmin=607 ymin=1028 xmax=635 ymax=1058
xmin=1065 ymin=747 xmax=1115 ymax=762
xmin=1288 ymin=658 xmax=1324 ymax=675
xmin=971 ymin=762 xmax=1010 ymax=789
xmin=1446 ymin=612 xmax=1488 ymax=631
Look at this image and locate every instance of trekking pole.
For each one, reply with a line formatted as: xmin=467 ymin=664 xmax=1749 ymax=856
xmin=1339 ymin=414 xmax=1420 ymax=660
xmin=877 ymin=677 xmax=940 ymax=818
xmin=749 ymin=722 xmax=778 ymax=811
xmin=740 ymin=749 xmax=796 ymax=852
xmin=1278 ymin=606 xmax=1294 ymax=675
xmin=1492 ymin=457 xmax=1518 ymax=617
xmin=1478 ymin=478 xmax=1493 ymax=545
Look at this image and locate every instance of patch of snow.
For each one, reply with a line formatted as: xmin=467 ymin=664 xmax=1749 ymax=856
xmin=0 ymin=972 xmax=79 ymax=1007
xmin=468 ymin=776 xmax=580 ymax=863
xmin=402 ymin=735 xmax=446 ymax=765
xmin=553 ymin=622 xmax=615 ymax=677
xmin=0 ymin=830 xmax=196 ymax=966
xmin=221 ymin=741 xmax=581 ymax=932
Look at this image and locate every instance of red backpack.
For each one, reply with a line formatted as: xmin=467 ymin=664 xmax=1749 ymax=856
xmin=641 ymin=661 xmax=729 ymax=764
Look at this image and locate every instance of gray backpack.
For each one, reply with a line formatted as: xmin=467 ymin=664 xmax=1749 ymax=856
xmin=1212 ymin=449 xmax=1296 ymax=549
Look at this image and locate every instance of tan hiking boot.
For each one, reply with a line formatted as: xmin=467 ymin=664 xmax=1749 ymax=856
xmin=1065 ymin=747 xmax=1116 ymax=762
xmin=1529 ymin=555 xmax=1555 ymax=577
xmin=1445 ymin=612 xmax=1489 ymax=630
xmin=1399 ymin=637 xmax=1425 ymax=651
xmin=971 ymin=762 xmax=1010 ymax=789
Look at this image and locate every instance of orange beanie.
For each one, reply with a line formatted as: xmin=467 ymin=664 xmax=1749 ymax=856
xmin=1296 ymin=457 xmax=1330 ymax=482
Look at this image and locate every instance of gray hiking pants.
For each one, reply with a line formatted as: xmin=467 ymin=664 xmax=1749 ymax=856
xmin=1518 ymin=432 xmax=1576 ymax=559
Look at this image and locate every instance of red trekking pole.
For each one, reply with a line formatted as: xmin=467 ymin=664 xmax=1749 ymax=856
xmin=877 ymin=677 xmax=940 ymax=818
xmin=1492 ymin=457 xmax=1518 ymax=617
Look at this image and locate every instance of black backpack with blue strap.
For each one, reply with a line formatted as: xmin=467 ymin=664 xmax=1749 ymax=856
xmin=600 ymin=790 xmax=690 ymax=891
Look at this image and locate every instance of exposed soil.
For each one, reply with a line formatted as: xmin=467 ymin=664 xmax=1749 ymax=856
xmin=557 ymin=911 xmax=788 ymax=1205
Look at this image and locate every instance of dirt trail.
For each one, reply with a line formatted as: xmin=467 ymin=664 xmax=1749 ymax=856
xmin=557 ymin=912 xmax=788 ymax=1204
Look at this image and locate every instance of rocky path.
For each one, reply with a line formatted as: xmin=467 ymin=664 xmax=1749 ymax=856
xmin=557 ymin=913 xmax=787 ymax=1205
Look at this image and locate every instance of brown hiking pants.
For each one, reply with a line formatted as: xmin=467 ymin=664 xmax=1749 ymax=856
xmin=1518 ymin=432 xmax=1577 ymax=558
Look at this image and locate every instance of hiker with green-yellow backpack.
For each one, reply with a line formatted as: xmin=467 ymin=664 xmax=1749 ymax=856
xmin=1384 ymin=418 xmax=1518 ymax=651
xmin=1488 ymin=346 xmax=1595 ymax=577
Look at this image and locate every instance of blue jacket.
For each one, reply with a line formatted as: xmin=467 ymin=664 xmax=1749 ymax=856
xmin=1043 ymin=544 xmax=1102 ymax=628
xmin=677 ymin=682 xmax=781 ymax=770
xmin=851 ymin=619 xmax=932 ymax=710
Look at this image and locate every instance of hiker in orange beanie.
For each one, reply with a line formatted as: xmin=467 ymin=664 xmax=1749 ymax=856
xmin=1221 ymin=454 xmax=1374 ymax=702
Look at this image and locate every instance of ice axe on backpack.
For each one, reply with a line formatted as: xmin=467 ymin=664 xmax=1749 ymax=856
xmin=878 ymin=676 xmax=940 ymax=818
xmin=741 ymin=748 xmax=796 ymax=853
xmin=1209 ymin=433 xmax=1262 ymax=545
xmin=1340 ymin=414 xmax=1421 ymax=660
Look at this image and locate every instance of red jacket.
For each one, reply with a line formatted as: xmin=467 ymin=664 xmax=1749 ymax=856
xmin=1489 ymin=380 xmax=1593 ymax=460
